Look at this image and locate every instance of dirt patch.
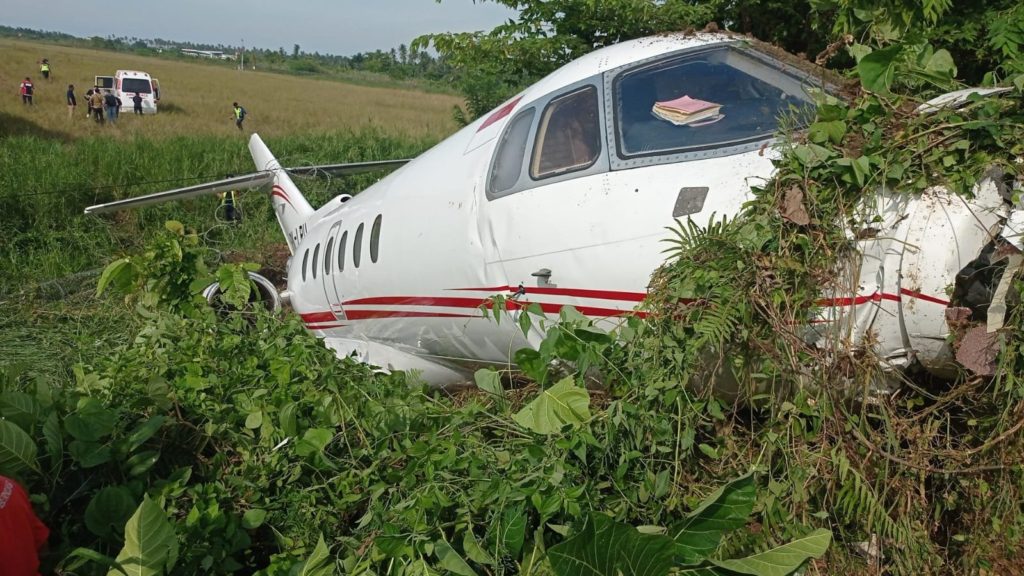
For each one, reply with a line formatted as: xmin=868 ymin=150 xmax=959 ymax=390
xmin=223 ymin=242 xmax=291 ymax=288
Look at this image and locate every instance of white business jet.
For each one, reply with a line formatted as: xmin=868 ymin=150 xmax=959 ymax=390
xmin=86 ymin=33 xmax=1024 ymax=385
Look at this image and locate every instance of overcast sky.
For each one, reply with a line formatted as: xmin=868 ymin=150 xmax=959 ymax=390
xmin=2 ymin=0 xmax=518 ymax=55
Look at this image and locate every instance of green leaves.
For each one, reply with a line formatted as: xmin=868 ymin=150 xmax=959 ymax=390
xmin=0 ymin=419 xmax=37 ymax=475
xmin=857 ymin=45 xmax=902 ymax=93
xmin=708 ymin=529 xmax=832 ymax=575
xmin=86 ymin=486 xmax=138 ymax=540
xmin=297 ymin=535 xmax=334 ymax=576
xmin=108 ymin=496 xmax=179 ymax=576
xmin=548 ymin=513 xmax=677 ymax=576
xmin=671 ymin=474 xmax=757 ymax=564
xmin=513 ymin=377 xmax=591 ymax=434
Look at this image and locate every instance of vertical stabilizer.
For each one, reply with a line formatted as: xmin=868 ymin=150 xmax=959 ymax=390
xmin=249 ymin=133 xmax=315 ymax=253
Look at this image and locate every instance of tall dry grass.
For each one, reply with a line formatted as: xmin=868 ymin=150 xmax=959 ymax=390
xmin=0 ymin=38 xmax=463 ymax=140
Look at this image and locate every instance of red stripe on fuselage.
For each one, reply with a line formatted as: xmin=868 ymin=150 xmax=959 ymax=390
xmin=477 ymin=96 xmax=523 ymax=132
xmin=448 ymin=286 xmax=648 ymax=302
xmin=300 ymin=311 xmax=336 ymax=323
xmin=344 ymin=310 xmax=480 ymax=320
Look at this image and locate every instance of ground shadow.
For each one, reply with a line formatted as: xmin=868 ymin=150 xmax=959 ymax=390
xmin=157 ymin=101 xmax=185 ymax=114
xmin=0 ymin=111 xmax=71 ymax=141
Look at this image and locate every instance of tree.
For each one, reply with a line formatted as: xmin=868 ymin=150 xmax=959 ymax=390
xmin=293 ymin=43 xmax=301 ymax=58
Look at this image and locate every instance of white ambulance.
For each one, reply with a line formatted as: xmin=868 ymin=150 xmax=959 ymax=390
xmin=94 ymin=70 xmax=161 ymax=114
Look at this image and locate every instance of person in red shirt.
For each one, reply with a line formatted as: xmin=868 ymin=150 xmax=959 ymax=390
xmin=0 ymin=475 xmax=49 ymax=576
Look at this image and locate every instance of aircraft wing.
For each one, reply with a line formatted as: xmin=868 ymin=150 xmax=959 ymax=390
xmin=286 ymin=159 xmax=411 ymax=177
xmin=84 ymin=172 xmax=274 ymax=214
xmin=83 ymin=159 xmax=411 ymax=215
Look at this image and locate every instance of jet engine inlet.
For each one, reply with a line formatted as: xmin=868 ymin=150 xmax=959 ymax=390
xmin=202 ymin=271 xmax=282 ymax=313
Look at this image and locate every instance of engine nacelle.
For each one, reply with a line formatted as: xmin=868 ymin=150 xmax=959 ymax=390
xmin=202 ymin=271 xmax=282 ymax=312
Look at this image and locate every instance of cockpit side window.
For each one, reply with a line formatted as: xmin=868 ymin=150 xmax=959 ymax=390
xmin=489 ymin=107 xmax=535 ymax=196
xmin=531 ymin=86 xmax=601 ymax=179
xmin=613 ymin=46 xmax=814 ymax=158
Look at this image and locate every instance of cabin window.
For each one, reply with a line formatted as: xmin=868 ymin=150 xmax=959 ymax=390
xmin=370 ymin=215 xmax=382 ymax=263
xmin=301 ymin=249 xmax=309 ymax=282
xmin=338 ymin=231 xmax=348 ymax=271
xmin=530 ymin=86 xmax=601 ymax=179
xmin=613 ymin=46 xmax=814 ymax=158
xmin=353 ymin=224 xmax=364 ymax=268
xmin=489 ymin=108 xmax=535 ymax=195
xmin=325 ymin=237 xmax=335 ymax=274
xmin=312 ymin=243 xmax=320 ymax=279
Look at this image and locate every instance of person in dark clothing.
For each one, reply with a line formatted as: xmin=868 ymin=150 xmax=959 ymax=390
xmin=132 ymin=93 xmax=143 ymax=115
xmin=85 ymin=87 xmax=94 ymax=118
xmin=66 ymin=84 xmax=77 ymax=118
xmin=104 ymin=91 xmax=119 ymax=124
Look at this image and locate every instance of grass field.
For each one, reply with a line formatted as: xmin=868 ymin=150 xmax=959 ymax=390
xmin=0 ymin=38 xmax=464 ymax=140
xmin=0 ymin=38 xmax=468 ymax=290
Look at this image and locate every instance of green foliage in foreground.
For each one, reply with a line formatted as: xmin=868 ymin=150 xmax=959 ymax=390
xmin=0 ymin=225 xmax=830 ymax=575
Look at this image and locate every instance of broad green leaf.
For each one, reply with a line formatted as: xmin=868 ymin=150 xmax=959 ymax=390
xmin=463 ymin=529 xmax=495 ymax=566
xmin=709 ymin=529 xmax=832 ymax=576
xmin=857 ymin=45 xmax=902 ymax=93
xmin=245 ymin=411 xmax=264 ymax=429
xmin=43 ymin=412 xmax=63 ymax=470
xmin=295 ymin=428 xmax=333 ymax=457
xmin=242 ymin=508 xmax=268 ymax=529
xmin=125 ymin=450 xmax=160 ymax=477
xmin=298 ymin=535 xmax=335 ymax=576
xmin=279 ymin=402 xmax=298 ymax=436
xmin=847 ymin=43 xmax=871 ymax=63
xmin=807 ymin=120 xmax=846 ymax=145
xmin=69 ymin=441 xmax=113 ymax=468
xmin=513 ymin=377 xmax=590 ymax=435
xmin=65 ymin=398 xmax=117 ymax=442
xmin=60 ymin=547 xmax=128 ymax=576
xmin=97 ymin=258 xmax=136 ymax=296
xmin=0 ymin=391 xmax=38 ymax=431
xmin=474 ymin=369 xmax=505 ymax=406
xmin=164 ymin=220 xmax=185 ymax=235
xmin=0 ymin=419 xmax=38 ymax=475
xmin=108 ymin=495 xmax=179 ymax=576
xmin=495 ymin=505 xmax=527 ymax=557
xmin=435 ymin=539 xmax=478 ymax=576
xmin=127 ymin=416 xmax=166 ymax=452
xmin=85 ymin=486 xmax=137 ymax=540
xmin=670 ymin=474 xmax=756 ymax=564
xmin=548 ymin=514 xmax=675 ymax=576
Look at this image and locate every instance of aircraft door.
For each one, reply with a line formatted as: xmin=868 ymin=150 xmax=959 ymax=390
xmin=321 ymin=221 xmax=347 ymax=320
xmin=485 ymin=79 xmax=772 ymax=326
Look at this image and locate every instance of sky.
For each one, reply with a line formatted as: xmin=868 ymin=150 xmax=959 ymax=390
xmin=2 ymin=0 xmax=518 ymax=55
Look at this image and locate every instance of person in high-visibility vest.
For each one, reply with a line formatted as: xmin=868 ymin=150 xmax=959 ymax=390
xmin=39 ymin=59 xmax=50 ymax=80
xmin=232 ymin=102 xmax=247 ymax=131
xmin=219 ymin=189 xmax=240 ymax=222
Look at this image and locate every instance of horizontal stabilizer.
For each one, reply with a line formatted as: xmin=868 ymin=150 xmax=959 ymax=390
xmin=84 ymin=172 xmax=274 ymax=214
xmin=287 ymin=159 xmax=411 ymax=177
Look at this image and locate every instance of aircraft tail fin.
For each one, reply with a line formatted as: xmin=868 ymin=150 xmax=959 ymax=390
xmin=249 ymin=133 xmax=314 ymax=253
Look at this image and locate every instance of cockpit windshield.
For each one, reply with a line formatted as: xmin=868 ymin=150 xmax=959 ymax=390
xmin=614 ymin=45 xmax=815 ymax=157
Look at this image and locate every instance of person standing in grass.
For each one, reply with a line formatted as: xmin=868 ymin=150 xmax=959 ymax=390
xmin=0 ymin=475 xmax=50 ymax=576
xmin=66 ymin=84 xmax=77 ymax=118
xmin=90 ymin=88 xmax=105 ymax=124
xmin=132 ymin=92 xmax=143 ymax=115
xmin=104 ymin=90 xmax=119 ymax=124
xmin=19 ymin=77 xmax=33 ymax=105
xmin=233 ymin=102 xmax=247 ymax=131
